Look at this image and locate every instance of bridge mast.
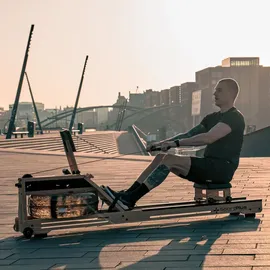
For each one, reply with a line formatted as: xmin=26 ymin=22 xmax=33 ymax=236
xmin=6 ymin=25 xmax=34 ymax=139
xmin=69 ymin=55 xmax=88 ymax=132
xmin=24 ymin=72 xmax=43 ymax=134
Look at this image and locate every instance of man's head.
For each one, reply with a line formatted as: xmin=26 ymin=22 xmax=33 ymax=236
xmin=214 ymin=78 xmax=239 ymax=108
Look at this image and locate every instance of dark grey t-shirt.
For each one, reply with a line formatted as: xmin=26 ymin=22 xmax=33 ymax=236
xmin=200 ymin=107 xmax=245 ymax=167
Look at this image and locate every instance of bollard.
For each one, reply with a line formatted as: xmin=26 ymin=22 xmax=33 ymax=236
xmin=78 ymin=123 xmax=84 ymax=134
xmin=27 ymin=121 xmax=36 ymax=137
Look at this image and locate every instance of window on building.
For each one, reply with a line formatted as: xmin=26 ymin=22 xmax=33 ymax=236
xmin=179 ymin=88 xmax=182 ymax=103
xmin=231 ymin=59 xmax=259 ymax=67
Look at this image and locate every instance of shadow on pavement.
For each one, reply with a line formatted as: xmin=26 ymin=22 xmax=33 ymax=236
xmin=0 ymin=215 xmax=260 ymax=269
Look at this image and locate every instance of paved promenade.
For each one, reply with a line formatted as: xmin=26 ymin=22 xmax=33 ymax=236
xmin=0 ymin=149 xmax=269 ymax=269
xmin=0 ymin=131 xmax=138 ymax=155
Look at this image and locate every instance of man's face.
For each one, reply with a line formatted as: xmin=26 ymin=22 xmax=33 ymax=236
xmin=213 ymin=82 xmax=231 ymax=107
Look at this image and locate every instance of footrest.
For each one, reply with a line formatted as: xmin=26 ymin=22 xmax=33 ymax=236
xmin=194 ymin=182 xmax=232 ymax=190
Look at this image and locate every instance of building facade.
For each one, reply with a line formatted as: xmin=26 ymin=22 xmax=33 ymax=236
xmin=144 ymin=89 xmax=161 ymax=108
xmin=96 ymin=107 xmax=108 ymax=125
xmin=160 ymin=89 xmax=170 ymax=106
xmin=77 ymin=110 xmax=98 ymax=128
xmin=195 ymin=57 xmax=270 ymax=130
xmin=169 ymin=86 xmax=180 ymax=104
xmin=180 ymin=82 xmax=198 ymax=130
xmin=128 ymin=92 xmax=145 ymax=108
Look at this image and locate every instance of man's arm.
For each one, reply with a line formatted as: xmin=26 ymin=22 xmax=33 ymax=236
xmin=160 ymin=124 xmax=207 ymax=143
xmin=174 ymin=122 xmax=232 ymax=147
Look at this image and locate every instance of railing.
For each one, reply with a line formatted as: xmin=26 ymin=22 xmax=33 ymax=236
xmin=128 ymin=125 xmax=150 ymax=156
xmin=240 ymin=125 xmax=270 ymax=157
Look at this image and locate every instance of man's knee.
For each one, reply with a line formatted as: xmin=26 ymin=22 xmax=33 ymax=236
xmin=162 ymin=154 xmax=191 ymax=176
xmin=162 ymin=154 xmax=190 ymax=165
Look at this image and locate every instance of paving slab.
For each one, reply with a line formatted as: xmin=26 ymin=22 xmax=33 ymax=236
xmin=0 ymin=149 xmax=269 ymax=269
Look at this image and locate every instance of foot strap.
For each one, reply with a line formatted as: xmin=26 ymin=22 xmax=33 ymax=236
xmin=108 ymin=194 xmax=121 ymax=212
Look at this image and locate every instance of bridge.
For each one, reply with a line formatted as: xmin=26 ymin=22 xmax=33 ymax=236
xmin=5 ymin=24 xmax=187 ymax=137
xmin=40 ymin=103 xmax=187 ymax=134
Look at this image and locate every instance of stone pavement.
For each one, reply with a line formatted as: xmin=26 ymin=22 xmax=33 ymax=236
xmin=0 ymin=149 xmax=269 ymax=269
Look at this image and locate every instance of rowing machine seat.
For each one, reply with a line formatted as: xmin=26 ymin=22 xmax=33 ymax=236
xmin=194 ymin=181 xmax=232 ymax=203
xmin=193 ymin=182 xmax=232 ymax=189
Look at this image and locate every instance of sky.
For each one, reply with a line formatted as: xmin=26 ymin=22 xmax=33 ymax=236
xmin=1 ymin=0 xmax=270 ymax=110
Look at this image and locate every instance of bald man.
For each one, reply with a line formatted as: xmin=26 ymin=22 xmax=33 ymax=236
xmin=103 ymin=78 xmax=246 ymax=210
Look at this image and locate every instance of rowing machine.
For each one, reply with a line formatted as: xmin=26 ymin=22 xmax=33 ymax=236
xmin=13 ymin=130 xmax=263 ymax=239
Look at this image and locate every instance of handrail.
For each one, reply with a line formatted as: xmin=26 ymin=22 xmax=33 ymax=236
xmin=128 ymin=125 xmax=150 ymax=156
xmin=134 ymin=125 xmax=148 ymax=138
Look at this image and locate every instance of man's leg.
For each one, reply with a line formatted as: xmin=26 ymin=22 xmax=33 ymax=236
xmin=125 ymin=153 xmax=166 ymax=193
xmin=143 ymin=154 xmax=191 ymax=190
xmin=102 ymin=153 xmax=167 ymax=209
xmin=119 ymin=154 xmax=191 ymax=208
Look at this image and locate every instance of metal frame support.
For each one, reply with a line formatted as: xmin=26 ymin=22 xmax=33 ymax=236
xmin=24 ymin=72 xmax=43 ymax=134
xmin=60 ymin=130 xmax=80 ymax=174
xmin=69 ymin=55 xmax=89 ymax=132
xmin=118 ymin=99 xmax=128 ymax=131
xmin=115 ymin=102 xmax=123 ymax=131
xmin=6 ymin=25 xmax=35 ymax=139
xmin=115 ymin=99 xmax=127 ymax=131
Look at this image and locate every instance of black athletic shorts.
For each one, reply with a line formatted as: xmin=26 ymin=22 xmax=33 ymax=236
xmin=178 ymin=157 xmax=237 ymax=184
